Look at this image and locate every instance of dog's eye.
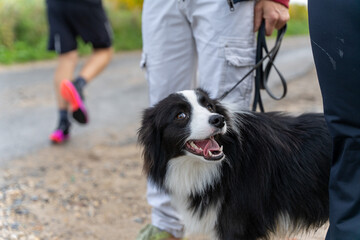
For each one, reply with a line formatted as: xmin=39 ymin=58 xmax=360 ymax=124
xmin=206 ymin=104 xmax=214 ymax=112
xmin=176 ymin=112 xmax=188 ymax=120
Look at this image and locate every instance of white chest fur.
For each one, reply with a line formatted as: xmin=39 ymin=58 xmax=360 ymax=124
xmin=165 ymin=155 xmax=223 ymax=238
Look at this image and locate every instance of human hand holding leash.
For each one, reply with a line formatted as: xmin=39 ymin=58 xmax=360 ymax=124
xmin=254 ymin=0 xmax=290 ymax=36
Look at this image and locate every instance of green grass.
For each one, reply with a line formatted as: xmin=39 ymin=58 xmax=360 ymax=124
xmin=286 ymin=19 xmax=309 ymax=36
xmin=0 ymin=2 xmax=307 ymax=65
xmin=0 ymin=39 xmax=56 ymax=64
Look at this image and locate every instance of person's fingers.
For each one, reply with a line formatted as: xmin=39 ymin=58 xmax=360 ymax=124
xmin=254 ymin=0 xmax=290 ymax=35
xmin=275 ymin=7 xmax=290 ymax=29
xmin=254 ymin=1 xmax=264 ymax=32
xmin=264 ymin=11 xmax=278 ymax=36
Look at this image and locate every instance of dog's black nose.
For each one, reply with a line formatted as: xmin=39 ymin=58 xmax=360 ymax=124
xmin=209 ymin=115 xmax=225 ymax=128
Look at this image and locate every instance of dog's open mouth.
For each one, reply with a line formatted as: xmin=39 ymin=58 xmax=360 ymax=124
xmin=185 ymin=136 xmax=224 ymax=161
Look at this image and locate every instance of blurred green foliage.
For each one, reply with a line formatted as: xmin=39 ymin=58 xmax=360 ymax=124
xmin=0 ymin=1 xmax=308 ymax=65
xmin=286 ymin=4 xmax=309 ymax=36
xmin=0 ymin=0 xmax=142 ymax=64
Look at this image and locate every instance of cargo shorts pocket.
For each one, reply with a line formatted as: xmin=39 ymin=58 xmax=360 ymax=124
xmin=224 ymin=47 xmax=255 ymax=67
xmin=219 ymin=37 xmax=256 ymax=108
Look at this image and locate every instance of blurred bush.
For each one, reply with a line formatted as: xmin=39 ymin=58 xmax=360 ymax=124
xmin=107 ymin=0 xmax=142 ymax=10
xmin=286 ymin=4 xmax=309 ymax=36
xmin=0 ymin=0 xmax=52 ymax=63
xmin=0 ymin=0 xmax=17 ymax=48
xmin=289 ymin=4 xmax=308 ymax=21
xmin=0 ymin=1 xmax=308 ymax=64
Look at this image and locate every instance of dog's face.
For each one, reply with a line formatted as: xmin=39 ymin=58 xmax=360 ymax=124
xmin=138 ymin=89 xmax=230 ymax=184
xmin=181 ymin=89 xmax=228 ymax=161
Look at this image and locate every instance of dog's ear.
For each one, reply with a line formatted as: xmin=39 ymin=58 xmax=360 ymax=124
xmin=138 ymin=107 xmax=165 ymax=177
xmin=138 ymin=107 xmax=156 ymax=174
xmin=138 ymin=107 xmax=169 ymax=188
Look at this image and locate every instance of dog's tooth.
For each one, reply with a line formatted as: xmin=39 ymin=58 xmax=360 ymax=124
xmin=190 ymin=141 xmax=198 ymax=150
xmin=208 ymin=151 xmax=213 ymax=157
xmin=220 ymin=146 xmax=223 ymax=152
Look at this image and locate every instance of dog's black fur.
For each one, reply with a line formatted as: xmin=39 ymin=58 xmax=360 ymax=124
xmin=138 ymin=89 xmax=330 ymax=240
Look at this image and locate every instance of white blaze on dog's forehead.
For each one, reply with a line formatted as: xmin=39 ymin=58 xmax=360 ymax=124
xmin=180 ymin=90 xmax=219 ymax=140
xmin=179 ymin=90 xmax=200 ymax=107
xmin=179 ymin=90 xmax=227 ymax=142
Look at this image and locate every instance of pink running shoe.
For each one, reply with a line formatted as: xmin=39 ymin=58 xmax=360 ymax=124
xmin=60 ymin=80 xmax=88 ymax=124
xmin=49 ymin=129 xmax=69 ymax=144
xmin=49 ymin=120 xmax=71 ymax=144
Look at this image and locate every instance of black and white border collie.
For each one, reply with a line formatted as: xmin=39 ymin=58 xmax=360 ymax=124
xmin=138 ymin=89 xmax=330 ymax=240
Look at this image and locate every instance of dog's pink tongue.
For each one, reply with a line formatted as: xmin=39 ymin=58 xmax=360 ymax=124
xmin=194 ymin=138 xmax=220 ymax=157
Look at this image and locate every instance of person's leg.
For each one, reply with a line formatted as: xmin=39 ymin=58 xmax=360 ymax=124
xmin=142 ymin=0 xmax=197 ymax=105
xmin=58 ymin=0 xmax=113 ymax=124
xmin=190 ymin=0 xmax=256 ymax=109
xmin=66 ymin=47 xmax=113 ymax=105
xmin=139 ymin=0 xmax=196 ymax=238
xmin=79 ymin=47 xmax=113 ymax=83
xmin=309 ymin=0 xmax=360 ymax=239
xmin=49 ymin=50 xmax=79 ymax=143
xmin=68 ymin=0 xmax=113 ymax=85
xmin=62 ymin=47 xmax=112 ymax=124
xmin=46 ymin=0 xmax=79 ymax=142
xmin=54 ymin=50 xmax=79 ymax=110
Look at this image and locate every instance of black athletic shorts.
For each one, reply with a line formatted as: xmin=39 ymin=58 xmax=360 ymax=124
xmin=46 ymin=0 xmax=113 ymax=54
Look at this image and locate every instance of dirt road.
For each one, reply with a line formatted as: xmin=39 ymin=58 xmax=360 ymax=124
xmin=0 ymin=66 xmax=329 ymax=239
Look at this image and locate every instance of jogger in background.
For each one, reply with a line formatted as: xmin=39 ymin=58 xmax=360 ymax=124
xmin=46 ymin=0 xmax=113 ymax=143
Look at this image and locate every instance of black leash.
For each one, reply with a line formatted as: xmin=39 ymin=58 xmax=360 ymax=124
xmin=218 ymin=20 xmax=287 ymax=112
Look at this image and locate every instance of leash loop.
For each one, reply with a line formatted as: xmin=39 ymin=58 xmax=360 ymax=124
xmin=218 ymin=20 xmax=287 ymax=113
